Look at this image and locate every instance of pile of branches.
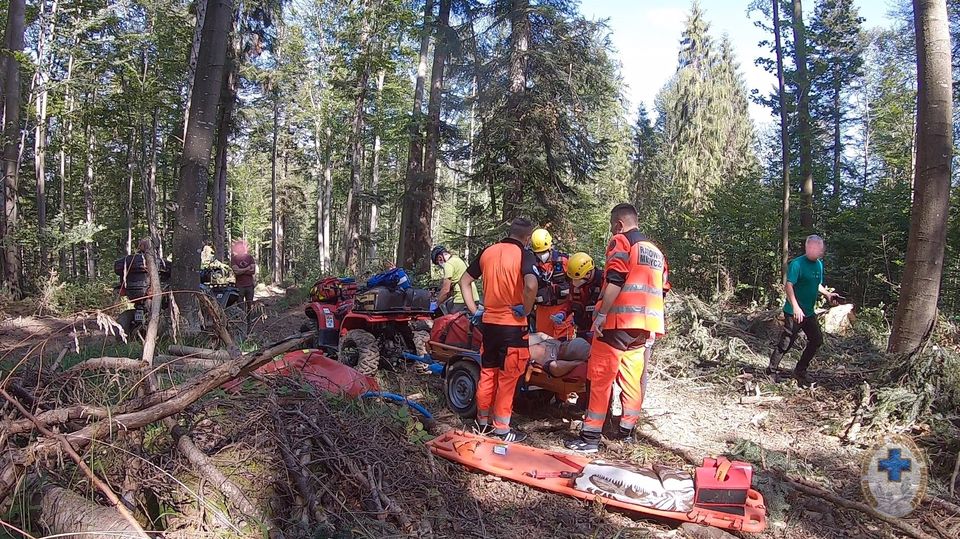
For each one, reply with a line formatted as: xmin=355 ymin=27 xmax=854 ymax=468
xmin=0 ymin=319 xmax=314 ymax=536
xmin=272 ymin=397 xmax=486 ymax=537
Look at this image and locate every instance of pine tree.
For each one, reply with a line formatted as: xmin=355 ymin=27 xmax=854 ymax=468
xmin=658 ymin=3 xmax=756 ymax=208
xmin=810 ymin=0 xmax=865 ymax=208
xmin=632 ymin=103 xmax=658 ymax=209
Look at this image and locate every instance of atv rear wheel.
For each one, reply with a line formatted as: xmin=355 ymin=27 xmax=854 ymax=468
xmin=445 ymin=360 xmax=480 ymax=418
xmin=339 ymin=329 xmax=379 ymax=375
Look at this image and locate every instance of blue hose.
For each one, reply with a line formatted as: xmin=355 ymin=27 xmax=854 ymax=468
xmin=360 ymin=391 xmax=433 ymax=420
xmin=402 ymin=352 xmax=444 ymax=375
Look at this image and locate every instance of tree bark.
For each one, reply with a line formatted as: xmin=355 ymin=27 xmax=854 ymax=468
xmin=888 ymin=0 xmax=954 ymax=354
xmin=368 ymin=69 xmax=385 ymax=263
xmin=774 ymin=0 xmax=791 ymax=283
xmin=211 ymin=44 xmax=237 ymax=262
xmin=792 ymin=0 xmax=815 ymax=232
xmin=182 ymin=0 xmax=209 ymax=143
xmin=33 ymin=0 xmax=58 ymax=271
xmin=142 ymin=108 xmax=161 ymax=250
xmin=397 ymin=0 xmax=434 ymax=269
xmin=171 ymin=0 xmax=233 ymax=329
xmin=341 ymin=0 xmax=374 ymax=273
xmin=404 ymin=0 xmax=451 ymax=276
xmin=0 ymin=0 xmax=25 ymax=297
xmin=32 ymin=485 xmax=145 ymax=537
xmin=83 ymin=105 xmax=96 ymax=279
xmin=125 ymin=131 xmax=136 ymax=255
xmin=832 ymin=78 xmax=842 ymax=207
xmin=502 ymin=0 xmax=530 ymax=222
xmin=270 ymin=96 xmax=280 ymax=283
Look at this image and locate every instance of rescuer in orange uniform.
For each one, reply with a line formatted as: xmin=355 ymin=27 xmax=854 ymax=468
xmin=530 ymin=229 xmax=573 ymax=339
xmin=459 ymin=217 xmax=539 ymax=443
xmin=565 ymin=203 xmax=667 ymax=453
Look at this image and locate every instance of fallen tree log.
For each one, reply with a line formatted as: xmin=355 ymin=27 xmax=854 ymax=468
xmin=168 ymin=344 xmax=231 ymax=361
xmin=33 ymin=484 xmax=145 ymax=538
xmin=1 ymin=388 xmax=149 ymax=538
xmin=152 ymin=293 xmax=281 ymax=535
xmin=155 ymin=354 xmax=223 ymax=370
xmin=0 ymin=332 xmax=314 ymax=503
xmin=63 ymin=357 xmax=148 ymax=374
xmin=0 ymin=404 xmax=112 ymax=436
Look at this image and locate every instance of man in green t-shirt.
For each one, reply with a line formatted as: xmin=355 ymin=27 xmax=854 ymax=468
xmin=767 ymin=235 xmax=839 ymax=386
xmin=431 ymin=245 xmax=478 ymax=314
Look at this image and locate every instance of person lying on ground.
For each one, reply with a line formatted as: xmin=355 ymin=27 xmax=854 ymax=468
xmin=528 ymin=333 xmax=591 ymax=379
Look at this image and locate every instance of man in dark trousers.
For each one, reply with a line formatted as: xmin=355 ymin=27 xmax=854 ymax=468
xmin=459 ymin=217 xmax=539 ymax=442
xmin=767 ymin=234 xmax=838 ymax=386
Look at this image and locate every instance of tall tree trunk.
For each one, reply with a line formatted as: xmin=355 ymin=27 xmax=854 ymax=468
xmin=322 ymin=129 xmax=333 ymax=271
xmin=142 ymin=108 xmax=161 ymax=250
xmin=792 ymin=0 xmax=814 ymax=232
xmin=341 ymin=0 xmax=374 ymax=273
xmin=83 ymin=108 xmax=96 ymax=279
xmin=774 ymin=0 xmax=791 ymax=283
xmin=211 ymin=44 xmax=237 ymax=261
xmin=58 ymin=45 xmax=74 ymax=276
xmin=33 ymin=0 xmax=58 ymax=271
xmin=407 ymin=0 xmax=451 ymax=275
xmin=270 ymin=97 xmax=280 ymax=283
xmin=182 ymin=0 xmax=209 ymax=143
xmin=832 ymin=78 xmax=842 ymax=207
xmin=125 ymin=131 xmax=136 ymax=255
xmin=171 ymin=0 xmax=233 ymax=327
xmin=0 ymin=0 xmax=26 ymax=297
xmin=368 ymin=69 xmax=385 ymax=264
xmin=397 ymin=0 xmax=434 ymax=268
xmin=888 ymin=0 xmax=954 ymax=354
xmin=502 ymin=0 xmax=530 ymax=221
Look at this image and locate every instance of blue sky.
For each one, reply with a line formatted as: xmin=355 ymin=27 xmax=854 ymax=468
xmin=578 ymin=0 xmax=897 ymax=126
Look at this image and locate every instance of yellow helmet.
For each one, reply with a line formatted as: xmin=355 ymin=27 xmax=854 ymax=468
xmin=566 ymin=252 xmax=595 ymax=279
xmin=531 ymin=229 xmax=553 ymax=252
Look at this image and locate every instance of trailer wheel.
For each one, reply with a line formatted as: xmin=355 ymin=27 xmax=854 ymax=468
xmin=445 ymin=360 xmax=480 ymax=418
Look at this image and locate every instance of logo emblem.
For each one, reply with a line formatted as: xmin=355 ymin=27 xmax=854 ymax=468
xmin=860 ymin=435 xmax=927 ymax=518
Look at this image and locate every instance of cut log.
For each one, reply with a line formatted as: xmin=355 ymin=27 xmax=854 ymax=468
xmin=33 ymin=485 xmax=144 ymax=537
xmin=155 ymin=354 xmax=223 ymax=370
xmin=63 ymin=357 xmax=147 ymax=374
xmin=168 ymin=344 xmax=231 ymax=361
xmin=821 ymin=303 xmax=855 ymax=335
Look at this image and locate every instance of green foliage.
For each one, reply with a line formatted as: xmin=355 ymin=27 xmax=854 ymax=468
xmin=655 ymin=5 xmax=757 ymax=209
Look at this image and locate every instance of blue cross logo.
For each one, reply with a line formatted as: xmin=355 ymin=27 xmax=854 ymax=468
xmin=878 ymin=448 xmax=912 ymax=482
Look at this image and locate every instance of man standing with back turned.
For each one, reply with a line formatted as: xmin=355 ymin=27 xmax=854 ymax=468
xmin=459 ymin=217 xmax=539 ymax=442
xmin=767 ymin=234 xmax=838 ymax=387
xmin=565 ymin=204 xmax=667 ymax=453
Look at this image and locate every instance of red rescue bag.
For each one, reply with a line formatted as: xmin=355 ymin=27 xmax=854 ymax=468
xmin=430 ymin=312 xmax=482 ymax=352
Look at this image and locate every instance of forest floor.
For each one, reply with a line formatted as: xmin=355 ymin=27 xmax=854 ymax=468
xmin=1 ymin=288 xmax=958 ymax=539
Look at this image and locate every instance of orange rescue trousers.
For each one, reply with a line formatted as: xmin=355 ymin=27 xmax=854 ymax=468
xmin=476 ymin=346 xmax=530 ymax=434
xmin=583 ymin=338 xmax=646 ymax=435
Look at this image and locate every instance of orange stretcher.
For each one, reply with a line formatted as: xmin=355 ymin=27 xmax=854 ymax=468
xmin=427 ymin=431 xmax=767 ymax=533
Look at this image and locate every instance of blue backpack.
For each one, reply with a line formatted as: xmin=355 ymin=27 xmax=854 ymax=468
xmin=366 ymin=268 xmax=411 ymax=290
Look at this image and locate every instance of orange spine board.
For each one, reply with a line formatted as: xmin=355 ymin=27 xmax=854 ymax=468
xmin=427 ymin=431 xmax=767 ymax=533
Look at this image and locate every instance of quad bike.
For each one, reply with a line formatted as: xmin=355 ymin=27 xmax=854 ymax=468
xmin=199 ymin=264 xmax=240 ymax=309
xmin=304 ymin=276 xmax=433 ymax=376
xmin=427 ymin=312 xmax=587 ymax=418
